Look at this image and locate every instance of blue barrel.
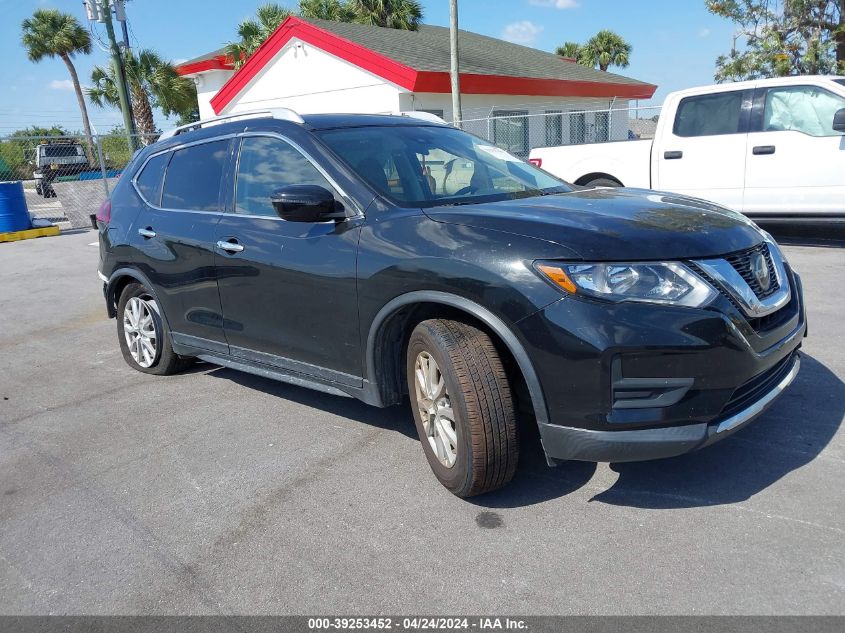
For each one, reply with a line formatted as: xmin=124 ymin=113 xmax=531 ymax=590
xmin=0 ymin=181 xmax=31 ymax=233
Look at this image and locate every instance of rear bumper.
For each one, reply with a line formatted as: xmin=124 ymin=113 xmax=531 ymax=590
xmin=539 ymin=353 xmax=800 ymax=462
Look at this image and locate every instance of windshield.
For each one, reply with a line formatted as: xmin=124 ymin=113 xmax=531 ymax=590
xmin=318 ymin=125 xmax=570 ymax=208
xmin=43 ymin=145 xmax=82 ymax=158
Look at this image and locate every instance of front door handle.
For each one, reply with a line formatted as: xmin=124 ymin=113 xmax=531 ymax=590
xmin=753 ymin=145 xmax=776 ymax=155
xmin=216 ymin=239 xmax=244 ymax=254
xmin=138 ymin=227 xmax=156 ymax=238
xmin=664 ymin=150 xmax=683 ymax=160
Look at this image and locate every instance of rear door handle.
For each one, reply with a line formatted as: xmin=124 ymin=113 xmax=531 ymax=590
xmin=216 ymin=239 xmax=244 ymax=253
xmin=138 ymin=227 xmax=156 ymax=238
xmin=753 ymin=145 xmax=776 ymax=155
xmin=664 ymin=150 xmax=683 ymax=160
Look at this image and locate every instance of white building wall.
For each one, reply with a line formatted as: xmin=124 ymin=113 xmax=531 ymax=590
xmin=193 ymin=70 xmax=234 ymax=120
xmin=220 ymin=39 xmax=405 ymax=115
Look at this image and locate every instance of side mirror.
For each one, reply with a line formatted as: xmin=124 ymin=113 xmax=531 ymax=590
xmin=270 ymin=185 xmax=344 ymax=222
xmin=833 ymin=108 xmax=845 ymax=133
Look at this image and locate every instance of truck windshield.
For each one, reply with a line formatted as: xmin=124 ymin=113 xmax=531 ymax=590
xmin=43 ymin=145 xmax=82 ymax=158
xmin=318 ymin=125 xmax=570 ymax=208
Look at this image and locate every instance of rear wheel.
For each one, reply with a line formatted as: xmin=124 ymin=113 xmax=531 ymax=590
xmin=406 ymin=319 xmax=518 ymax=497
xmin=117 ymin=283 xmax=192 ymax=375
xmin=584 ymin=177 xmax=622 ymax=188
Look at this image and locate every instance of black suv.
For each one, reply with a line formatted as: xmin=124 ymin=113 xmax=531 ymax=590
xmin=97 ymin=111 xmax=806 ymax=497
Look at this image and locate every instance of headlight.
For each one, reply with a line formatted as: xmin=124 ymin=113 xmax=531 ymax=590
xmin=534 ymin=261 xmax=717 ymax=308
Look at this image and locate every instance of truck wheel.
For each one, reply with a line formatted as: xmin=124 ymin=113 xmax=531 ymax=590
xmin=585 ymin=177 xmax=622 ymax=187
xmin=406 ymin=319 xmax=519 ymax=497
xmin=117 ymin=283 xmax=193 ymax=376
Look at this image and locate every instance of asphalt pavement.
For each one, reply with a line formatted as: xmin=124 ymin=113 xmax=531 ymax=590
xmin=0 ymin=228 xmax=843 ymax=615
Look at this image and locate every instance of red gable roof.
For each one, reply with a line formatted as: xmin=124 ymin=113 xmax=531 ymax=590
xmin=177 ymin=17 xmax=656 ymax=115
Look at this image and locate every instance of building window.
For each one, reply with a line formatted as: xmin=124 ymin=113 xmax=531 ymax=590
xmin=492 ymin=110 xmax=529 ymax=157
xmin=595 ymin=111 xmax=610 ymax=142
xmin=569 ymin=111 xmax=586 ymax=144
xmin=545 ymin=111 xmax=563 ymax=146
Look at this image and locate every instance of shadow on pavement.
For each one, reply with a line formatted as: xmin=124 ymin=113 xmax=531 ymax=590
xmin=473 ymin=353 xmax=843 ymax=509
xmin=760 ymin=222 xmax=845 ymax=248
xmin=203 ymin=352 xmax=841 ymax=512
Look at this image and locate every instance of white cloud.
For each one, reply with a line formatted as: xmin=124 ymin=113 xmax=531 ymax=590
xmin=698 ymin=27 xmax=711 ymax=38
xmin=502 ymin=20 xmax=544 ymax=45
xmin=528 ymin=0 xmax=580 ymax=8
xmin=49 ymin=79 xmax=74 ymax=91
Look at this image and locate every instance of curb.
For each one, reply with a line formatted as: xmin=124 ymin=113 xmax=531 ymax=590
xmin=0 ymin=225 xmax=62 ymax=243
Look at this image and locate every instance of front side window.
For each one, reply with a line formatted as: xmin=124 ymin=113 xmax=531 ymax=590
xmin=762 ymin=85 xmax=845 ymax=136
xmin=135 ymin=152 xmax=170 ymax=206
xmin=161 ymin=140 xmax=229 ymax=212
xmin=318 ymin=124 xmax=569 ymax=208
xmin=235 ymin=136 xmax=339 ymax=217
xmin=674 ymin=91 xmax=744 ymax=137
xmin=492 ymin=110 xmax=529 ymax=156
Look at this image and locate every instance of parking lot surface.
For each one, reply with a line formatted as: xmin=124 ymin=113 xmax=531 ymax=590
xmin=1 ymin=229 xmax=843 ymax=615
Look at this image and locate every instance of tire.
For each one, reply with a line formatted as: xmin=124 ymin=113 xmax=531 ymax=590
xmin=406 ymin=319 xmax=519 ymax=497
xmin=584 ymin=177 xmax=622 ymax=188
xmin=116 ymin=282 xmax=192 ymax=376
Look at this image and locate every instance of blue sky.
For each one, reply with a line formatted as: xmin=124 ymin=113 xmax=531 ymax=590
xmin=0 ymin=0 xmax=736 ymax=134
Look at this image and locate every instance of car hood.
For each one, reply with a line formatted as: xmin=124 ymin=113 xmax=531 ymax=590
xmin=422 ymin=187 xmax=764 ymax=261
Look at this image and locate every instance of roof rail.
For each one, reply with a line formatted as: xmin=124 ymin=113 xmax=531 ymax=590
xmin=158 ymin=107 xmax=305 ymax=140
xmin=398 ymin=111 xmax=449 ymax=125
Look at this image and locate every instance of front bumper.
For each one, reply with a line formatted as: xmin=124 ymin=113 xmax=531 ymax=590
xmin=517 ymin=266 xmax=806 ymax=463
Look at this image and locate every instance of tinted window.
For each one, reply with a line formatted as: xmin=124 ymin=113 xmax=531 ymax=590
xmin=545 ymin=111 xmax=563 ymax=146
xmin=135 ymin=152 xmax=169 ymax=206
xmin=763 ymin=85 xmax=845 ymax=136
xmin=570 ymin=112 xmax=586 ymax=144
xmin=492 ymin=111 xmax=529 ymax=156
xmin=44 ymin=145 xmax=82 ymax=158
xmin=161 ymin=140 xmax=229 ymax=211
xmin=674 ymin=91 xmax=744 ymax=137
xmin=595 ymin=111 xmax=609 ymax=142
xmin=235 ymin=136 xmax=338 ymax=217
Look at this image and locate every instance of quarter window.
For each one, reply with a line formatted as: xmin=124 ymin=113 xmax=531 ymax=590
xmin=135 ymin=152 xmax=169 ymax=206
xmin=674 ymin=91 xmax=744 ymax=137
xmin=762 ymin=85 xmax=845 ymax=136
xmin=161 ymin=140 xmax=229 ymax=212
xmin=235 ymin=136 xmax=338 ymax=217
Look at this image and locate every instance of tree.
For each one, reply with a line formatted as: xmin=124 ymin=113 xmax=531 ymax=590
xmin=20 ymin=9 xmax=95 ymax=163
xmin=554 ymin=30 xmax=632 ymax=71
xmin=227 ymin=0 xmax=424 ymax=68
xmin=352 ymin=0 xmax=423 ymax=30
xmin=580 ymin=30 xmax=632 ymax=71
xmin=555 ymin=41 xmax=583 ymax=59
xmin=707 ymin=0 xmax=845 ymax=81
xmin=88 ymin=49 xmax=197 ymax=144
xmin=0 ymin=126 xmax=71 ymax=181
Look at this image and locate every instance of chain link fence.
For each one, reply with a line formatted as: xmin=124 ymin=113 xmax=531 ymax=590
xmin=459 ymin=105 xmax=662 ymax=158
xmin=0 ymin=132 xmax=157 ymax=230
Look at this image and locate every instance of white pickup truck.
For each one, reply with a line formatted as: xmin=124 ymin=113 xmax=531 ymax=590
xmin=529 ymin=75 xmax=845 ymax=220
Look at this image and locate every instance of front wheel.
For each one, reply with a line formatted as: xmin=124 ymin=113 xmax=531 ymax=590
xmin=584 ymin=177 xmax=621 ymax=188
xmin=406 ymin=319 xmax=519 ymax=497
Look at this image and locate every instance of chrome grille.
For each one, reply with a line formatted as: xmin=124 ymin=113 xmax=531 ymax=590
xmin=724 ymin=243 xmax=779 ymax=300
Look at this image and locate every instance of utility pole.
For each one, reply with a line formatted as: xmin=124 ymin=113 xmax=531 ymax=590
xmin=449 ymin=0 xmax=462 ymax=128
xmin=99 ymin=0 xmax=136 ymax=149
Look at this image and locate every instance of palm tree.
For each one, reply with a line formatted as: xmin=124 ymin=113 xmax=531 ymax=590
xmin=87 ymin=49 xmax=197 ymax=144
xmin=21 ymin=9 xmax=95 ymax=162
xmin=555 ymin=41 xmax=583 ymax=59
xmin=227 ymin=0 xmax=424 ymax=69
xmin=352 ymin=0 xmax=423 ymax=30
xmin=580 ymin=30 xmax=632 ymax=72
xmin=226 ymin=3 xmax=295 ymax=69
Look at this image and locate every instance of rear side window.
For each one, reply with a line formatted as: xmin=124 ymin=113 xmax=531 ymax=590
xmin=161 ymin=140 xmax=229 ymax=211
xmin=674 ymin=91 xmax=744 ymax=137
xmin=135 ymin=153 xmax=169 ymax=206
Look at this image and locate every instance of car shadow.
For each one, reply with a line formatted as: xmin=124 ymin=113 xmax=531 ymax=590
xmin=761 ymin=223 xmax=845 ymax=248
xmin=202 ymin=365 xmax=417 ymax=439
xmin=472 ymin=352 xmax=843 ymax=510
xmin=200 ymin=353 xmax=841 ymax=511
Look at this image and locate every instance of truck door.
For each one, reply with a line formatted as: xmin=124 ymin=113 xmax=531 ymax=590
xmin=743 ymin=83 xmax=845 ymax=217
xmin=654 ymin=88 xmax=752 ymax=211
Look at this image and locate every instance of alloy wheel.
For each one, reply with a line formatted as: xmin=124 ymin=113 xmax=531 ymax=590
xmin=413 ymin=351 xmax=458 ymax=468
xmin=123 ymin=296 xmax=158 ymax=368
